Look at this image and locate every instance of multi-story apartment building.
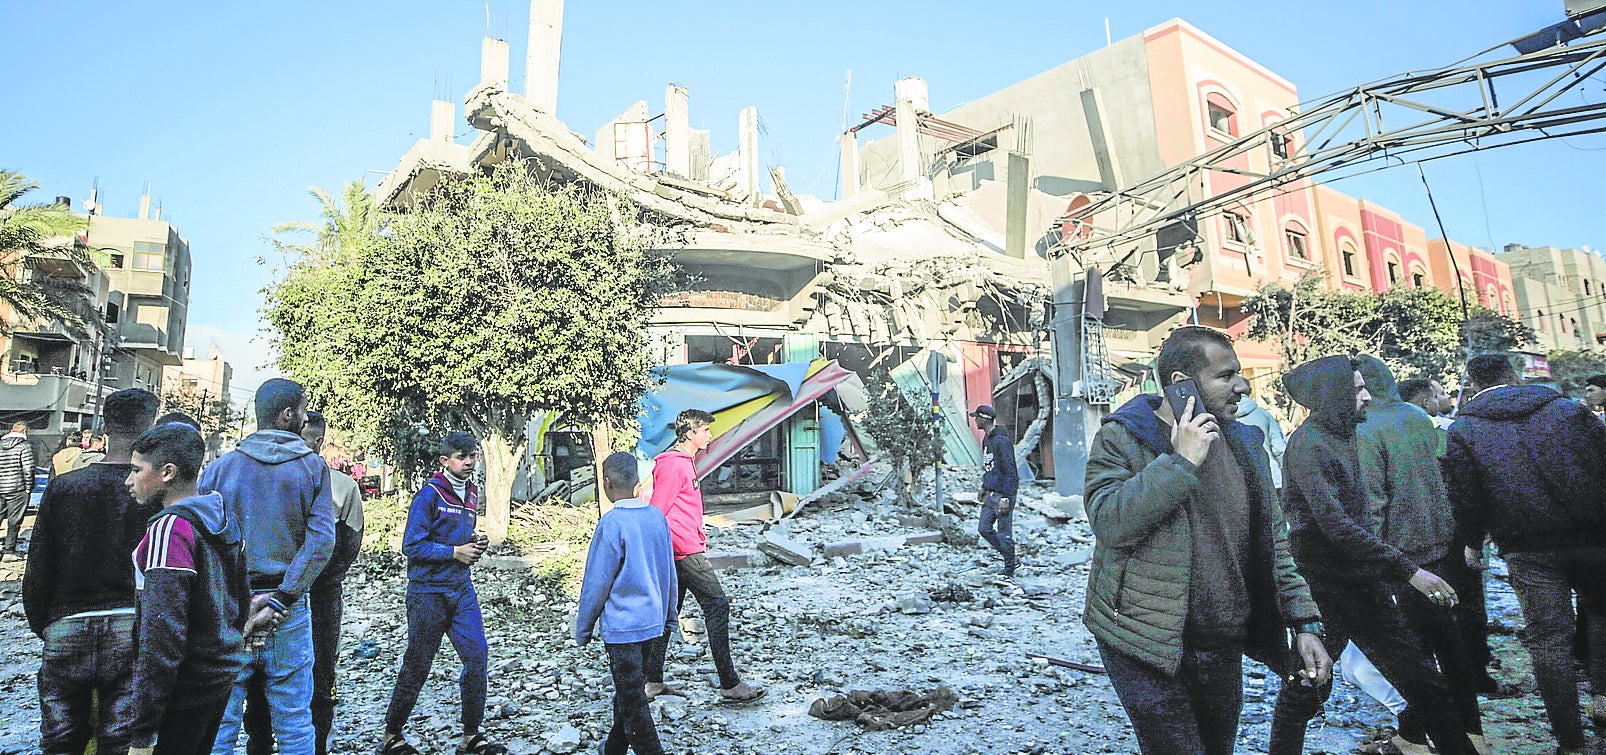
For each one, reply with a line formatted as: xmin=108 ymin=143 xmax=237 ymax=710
xmin=1 ymin=194 xmax=191 ymax=442
xmin=162 ymin=343 xmax=233 ymax=457
xmin=1499 ymin=242 xmax=1606 ymax=352
xmin=855 ymin=18 xmax=1517 ymax=383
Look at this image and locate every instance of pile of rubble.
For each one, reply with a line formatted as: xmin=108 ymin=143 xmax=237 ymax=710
xmin=0 ymin=471 xmax=1557 ymax=755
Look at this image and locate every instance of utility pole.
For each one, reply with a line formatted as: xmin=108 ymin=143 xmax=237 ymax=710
xmin=1049 ymin=262 xmax=1108 ymax=496
xmin=928 ymin=351 xmax=947 ymax=514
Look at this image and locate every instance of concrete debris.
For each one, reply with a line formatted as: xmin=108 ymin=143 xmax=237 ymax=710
xmin=757 ymin=531 xmax=816 ymax=566
xmin=896 ymin=594 xmax=935 ymax=615
xmin=0 ymin=464 xmax=1545 ymax=755
xmin=542 ymin=724 xmax=584 ymax=754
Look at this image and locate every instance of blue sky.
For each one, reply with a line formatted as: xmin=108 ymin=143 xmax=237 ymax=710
xmin=6 ymin=1 xmax=1601 ymax=393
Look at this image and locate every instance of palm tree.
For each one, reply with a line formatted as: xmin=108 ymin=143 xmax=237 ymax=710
xmin=0 ymin=170 xmax=101 ymax=337
xmin=271 ymin=180 xmax=379 ymax=264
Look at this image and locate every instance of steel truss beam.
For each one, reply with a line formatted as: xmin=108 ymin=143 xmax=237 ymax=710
xmin=1051 ymin=33 xmax=1606 ymax=266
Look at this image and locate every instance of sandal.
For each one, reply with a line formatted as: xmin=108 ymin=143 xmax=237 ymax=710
xmin=456 ymin=734 xmax=508 ymax=755
xmin=718 ymin=680 xmax=768 ymax=705
xmin=381 ymin=738 xmax=420 ymax=755
xmin=645 ymin=681 xmax=687 ymax=699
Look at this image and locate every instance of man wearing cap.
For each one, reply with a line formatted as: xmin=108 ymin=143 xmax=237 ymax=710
xmin=971 ymin=404 xmax=1019 ymax=578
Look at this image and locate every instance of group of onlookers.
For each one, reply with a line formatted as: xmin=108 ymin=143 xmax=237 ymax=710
xmin=22 ymin=378 xmax=364 ymax=755
xmin=1086 ymin=326 xmax=1606 ymax=755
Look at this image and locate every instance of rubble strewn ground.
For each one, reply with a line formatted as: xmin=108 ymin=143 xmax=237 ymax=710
xmin=0 ymin=468 xmax=1561 ymax=754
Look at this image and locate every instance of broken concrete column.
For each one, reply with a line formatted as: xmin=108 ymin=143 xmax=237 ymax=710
xmin=525 ymin=0 xmax=564 ymax=113
xmin=689 ymin=129 xmax=711 ymax=181
xmin=839 ymin=130 xmax=860 ymax=199
xmin=665 ymin=85 xmax=690 ymax=178
xmin=481 ymin=37 xmax=510 ymax=88
xmin=739 ymin=106 xmax=760 ymax=205
xmin=594 ymin=100 xmax=649 ymax=169
xmin=895 ymin=97 xmax=921 ymax=183
xmin=430 ymin=100 xmax=455 ymax=143
xmin=1004 ymin=151 xmax=1030 ymax=258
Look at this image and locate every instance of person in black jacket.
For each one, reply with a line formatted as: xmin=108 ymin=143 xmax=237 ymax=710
xmin=970 ymin=404 xmax=1019 ymax=578
xmin=124 ymin=424 xmax=262 ymax=755
xmin=1445 ymin=353 xmax=1606 ymax=755
xmin=1268 ymin=355 xmax=1476 ymax=755
xmin=23 ymin=389 xmax=160 ymax=755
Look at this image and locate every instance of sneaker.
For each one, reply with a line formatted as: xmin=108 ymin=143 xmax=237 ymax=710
xmin=1591 ymin=694 xmax=1606 ymax=727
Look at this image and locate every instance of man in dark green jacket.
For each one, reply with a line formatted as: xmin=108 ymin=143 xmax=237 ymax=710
xmin=1084 ymin=326 xmax=1327 ymax=755
xmin=1354 ymin=355 xmax=1486 ymax=752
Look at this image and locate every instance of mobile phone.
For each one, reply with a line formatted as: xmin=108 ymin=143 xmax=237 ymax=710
xmin=1163 ymin=379 xmax=1203 ymax=422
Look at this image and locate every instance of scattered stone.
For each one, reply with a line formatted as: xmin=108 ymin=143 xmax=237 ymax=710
xmin=543 ymin=724 xmax=584 ymax=754
xmin=897 ymin=594 xmax=934 ymax=615
xmin=758 ymin=531 xmax=815 ymax=566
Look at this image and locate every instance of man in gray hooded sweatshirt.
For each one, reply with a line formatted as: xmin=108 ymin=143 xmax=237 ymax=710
xmin=1353 ymin=355 xmax=1485 ymax=753
xmin=200 ymin=379 xmax=335 ymax=755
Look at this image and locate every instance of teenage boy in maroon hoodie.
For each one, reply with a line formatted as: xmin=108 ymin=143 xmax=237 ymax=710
xmin=643 ymin=409 xmax=765 ymax=704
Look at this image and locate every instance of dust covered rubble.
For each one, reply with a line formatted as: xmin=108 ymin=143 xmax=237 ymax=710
xmin=0 ymin=467 xmax=1552 ymax=755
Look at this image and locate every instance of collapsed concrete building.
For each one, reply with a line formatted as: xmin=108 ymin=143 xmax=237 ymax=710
xmin=375 ymin=2 xmax=1195 ymax=504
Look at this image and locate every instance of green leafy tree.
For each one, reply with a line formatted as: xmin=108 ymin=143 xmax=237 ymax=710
xmin=0 ymin=170 xmax=101 ymax=337
xmin=160 ymin=383 xmax=240 ymax=444
xmin=263 ymin=181 xmax=383 ymax=450
xmin=1546 ymin=349 xmax=1606 ymax=397
xmin=263 ymin=162 xmax=674 ymax=543
xmin=855 ymin=365 xmax=944 ymax=508
xmin=1244 ymin=270 xmax=1532 ymax=406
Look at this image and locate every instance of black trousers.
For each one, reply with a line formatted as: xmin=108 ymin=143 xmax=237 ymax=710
xmin=1268 ymin=580 xmax=1476 ymax=755
xmin=1396 ymin=556 xmax=1483 ymax=740
xmin=603 ymin=640 xmax=665 ymax=755
xmin=1097 ymin=639 xmax=1244 ymax=755
xmin=243 ymin=580 xmax=346 ymax=755
xmin=645 ymin=553 xmax=740 ymax=690
xmin=152 ymin=685 xmax=232 ymax=755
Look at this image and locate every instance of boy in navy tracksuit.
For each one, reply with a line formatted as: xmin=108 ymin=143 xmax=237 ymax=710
xmin=379 ymin=433 xmax=502 ymax=755
xmin=577 ymin=452 xmax=678 ymax=755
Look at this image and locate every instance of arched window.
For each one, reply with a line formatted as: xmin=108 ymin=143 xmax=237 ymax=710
xmin=1340 ymin=243 xmax=1358 ymax=278
xmin=1284 ymin=221 xmax=1309 ymax=261
xmin=1537 ymin=309 xmax=1547 ymax=332
xmin=1205 ymin=92 xmax=1238 ymax=137
xmin=1409 ymin=263 xmax=1428 ymax=288
xmin=1587 ymin=279 xmax=1594 ymax=295
xmin=1385 ymin=252 xmax=1403 ymax=285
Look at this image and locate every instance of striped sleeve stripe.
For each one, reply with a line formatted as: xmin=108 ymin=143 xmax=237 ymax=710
xmin=142 ymin=515 xmax=197 ymax=573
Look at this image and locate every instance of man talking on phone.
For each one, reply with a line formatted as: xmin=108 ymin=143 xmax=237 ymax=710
xmin=1084 ymin=326 xmax=1328 ymax=755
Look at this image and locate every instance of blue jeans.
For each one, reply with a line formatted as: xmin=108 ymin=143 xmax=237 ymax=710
xmin=212 ymin=596 xmax=315 ymax=755
xmin=383 ymin=587 xmax=488 ymax=735
xmin=37 ymin=613 xmax=137 ymax=755
xmin=1504 ymin=547 xmax=1606 ymax=750
xmin=978 ymin=493 xmax=1016 ymax=569
xmin=1097 ymin=639 xmax=1243 ymax=755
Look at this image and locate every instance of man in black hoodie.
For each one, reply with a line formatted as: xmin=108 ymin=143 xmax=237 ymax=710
xmin=1270 ymin=355 xmax=1476 ymax=755
xmin=1445 ymin=353 xmax=1606 ymax=755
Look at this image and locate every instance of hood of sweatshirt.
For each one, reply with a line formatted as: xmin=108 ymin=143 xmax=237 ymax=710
xmin=165 ymin=491 xmax=241 ymax=549
xmin=0 ymin=434 xmax=26 ymax=451
xmin=1354 ymin=355 xmax=1402 ymax=408
xmin=236 ymin=430 xmax=315 ymax=465
xmin=1234 ymin=395 xmax=1260 ymax=419
xmin=653 ymin=449 xmax=695 ymax=467
xmin=1104 ymin=392 xmax=1266 ymax=458
xmin=1457 ymin=384 xmax=1566 ymax=421
xmin=1284 ymin=355 xmax=1362 ymax=437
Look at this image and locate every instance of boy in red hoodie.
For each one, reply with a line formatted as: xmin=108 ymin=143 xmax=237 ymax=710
xmin=643 ymin=409 xmax=765 ymax=704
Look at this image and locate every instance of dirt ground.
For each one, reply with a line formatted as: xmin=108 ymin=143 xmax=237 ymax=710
xmin=0 ymin=471 xmax=1568 ymax=754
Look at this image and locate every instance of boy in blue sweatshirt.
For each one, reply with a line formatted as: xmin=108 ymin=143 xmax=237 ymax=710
xmin=576 ymin=452 xmax=678 ymax=755
xmin=379 ymin=433 xmax=501 ymax=755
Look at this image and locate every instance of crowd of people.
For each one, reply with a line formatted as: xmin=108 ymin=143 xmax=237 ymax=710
xmin=1086 ymin=326 xmax=1606 ymax=755
xmin=10 ymin=326 xmax=1603 ymax=754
